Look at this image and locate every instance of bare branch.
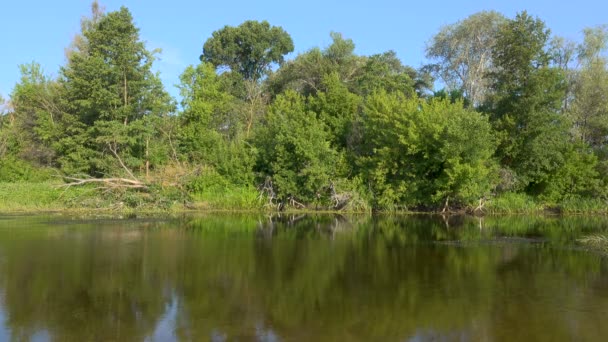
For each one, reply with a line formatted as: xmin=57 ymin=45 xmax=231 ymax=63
xmin=107 ymin=142 xmax=138 ymax=181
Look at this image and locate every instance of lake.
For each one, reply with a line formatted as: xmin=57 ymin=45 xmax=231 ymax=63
xmin=0 ymin=214 xmax=607 ymax=341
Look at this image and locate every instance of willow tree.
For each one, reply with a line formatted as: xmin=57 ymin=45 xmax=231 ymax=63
xmin=426 ymin=11 xmax=506 ymax=106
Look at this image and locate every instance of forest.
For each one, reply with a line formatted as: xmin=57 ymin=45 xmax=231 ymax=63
xmin=1 ymin=1 xmax=607 ymax=212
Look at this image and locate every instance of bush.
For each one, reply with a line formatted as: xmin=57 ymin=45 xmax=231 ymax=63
xmin=0 ymin=156 xmax=54 ymax=182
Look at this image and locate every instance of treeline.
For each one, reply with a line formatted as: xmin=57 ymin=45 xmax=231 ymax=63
xmin=1 ymin=2 xmax=607 ymax=211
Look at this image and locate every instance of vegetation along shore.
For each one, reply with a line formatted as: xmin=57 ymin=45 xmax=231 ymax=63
xmin=1 ymin=2 xmax=608 ymax=214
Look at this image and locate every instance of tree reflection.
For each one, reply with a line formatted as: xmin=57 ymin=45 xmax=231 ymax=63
xmin=0 ymin=214 xmax=606 ymax=340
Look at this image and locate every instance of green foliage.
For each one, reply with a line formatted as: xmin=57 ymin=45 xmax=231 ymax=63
xmin=0 ymin=181 xmax=93 ymax=211
xmin=254 ymin=91 xmax=338 ymax=203
xmin=4 ymin=6 xmax=608 ymax=212
xmin=178 ymin=62 xmax=256 ymax=185
xmin=60 ymin=6 xmax=173 ymax=176
xmin=485 ymin=11 xmax=570 ymax=195
xmin=10 ymin=62 xmax=65 ymax=166
xmin=0 ymin=156 xmax=54 ymax=182
xmin=308 ymin=73 xmax=362 ymax=151
xmin=559 ymin=198 xmax=608 ymax=214
xmin=355 ymin=51 xmax=420 ymax=97
xmin=539 ymin=145 xmax=600 ymax=202
xmin=569 ymin=26 xmax=608 ymax=151
xmin=201 ymin=20 xmax=294 ymax=81
xmin=360 ymin=92 xmax=497 ymax=208
xmin=267 ymin=33 xmax=361 ymax=97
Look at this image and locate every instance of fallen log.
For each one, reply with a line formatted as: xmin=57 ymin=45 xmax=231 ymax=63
xmin=60 ymin=176 xmax=147 ymax=190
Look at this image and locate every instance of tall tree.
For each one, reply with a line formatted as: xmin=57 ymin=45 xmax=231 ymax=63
xmin=355 ymin=51 xmax=420 ymax=97
xmin=201 ymin=20 xmax=294 ymax=82
xmin=485 ymin=11 xmax=569 ymax=194
xmin=569 ymin=26 xmax=608 ymax=149
xmin=426 ymin=11 xmax=506 ymax=106
xmin=267 ymin=32 xmax=361 ymax=97
xmin=0 ymin=94 xmax=16 ymax=158
xmin=60 ymin=6 xmax=173 ymax=175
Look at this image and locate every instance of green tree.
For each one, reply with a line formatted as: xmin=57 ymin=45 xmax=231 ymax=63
xmin=485 ymin=12 xmax=569 ymax=194
xmin=201 ymin=20 xmax=294 ymax=82
xmin=269 ymin=33 xmax=429 ymax=99
xmin=267 ymin=32 xmax=362 ymax=97
xmin=355 ymin=51 xmax=421 ymax=97
xmin=308 ymin=73 xmax=362 ymax=151
xmin=254 ymin=91 xmax=337 ymax=204
xmin=10 ymin=63 xmax=66 ymax=166
xmin=60 ymin=6 xmax=173 ymax=176
xmin=361 ymin=92 xmax=496 ymax=209
xmin=178 ymin=62 xmax=255 ymax=185
xmin=569 ymin=26 xmax=608 ymax=149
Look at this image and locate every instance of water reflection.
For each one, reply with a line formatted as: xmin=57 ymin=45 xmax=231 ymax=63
xmin=0 ymin=214 xmax=607 ymax=341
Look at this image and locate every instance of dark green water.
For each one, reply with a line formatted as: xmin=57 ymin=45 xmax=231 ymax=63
xmin=0 ymin=214 xmax=607 ymax=341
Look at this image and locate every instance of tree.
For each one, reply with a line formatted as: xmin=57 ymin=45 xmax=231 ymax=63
xmin=10 ymin=63 xmax=66 ymax=166
xmin=485 ymin=11 xmax=569 ymax=194
xmin=308 ymin=73 xmax=362 ymax=151
xmin=178 ymin=62 xmax=256 ymax=185
xmin=269 ymin=33 xmax=429 ymax=99
xmin=0 ymin=94 xmax=16 ymax=158
xmin=569 ymin=26 xmax=608 ymax=149
xmin=60 ymin=6 xmax=173 ymax=176
xmin=254 ymin=91 xmax=337 ymax=204
xmin=360 ymin=91 xmax=496 ymax=209
xmin=201 ymin=20 xmax=294 ymax=82
xmin=426 ymin=11 xmax=506 ymax=106
xmin=354 ymin=51 xmax=421 ymax=97
xmin=266 ymin=32 xmax=362 ymax=97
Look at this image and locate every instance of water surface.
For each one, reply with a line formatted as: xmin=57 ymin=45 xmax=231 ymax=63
xmin=0 ymin=214 xmax=607 ymax=341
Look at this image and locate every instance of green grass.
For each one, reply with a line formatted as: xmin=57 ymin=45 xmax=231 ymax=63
xmin=0 ymin=181 xmax=91 ymax=211
xmin=485 ymin=192 xmax=542 ymax=214
xmin=2 ymin=180 xmax=608 ymax=216
xmin=556 ymin=197 xmax=608 ymax=214
xmin=190 ymin=185 xmax=261 ymax=210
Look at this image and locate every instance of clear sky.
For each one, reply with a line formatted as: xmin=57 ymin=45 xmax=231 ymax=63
xmin=1 ymin=0 xmax=607 ymax=101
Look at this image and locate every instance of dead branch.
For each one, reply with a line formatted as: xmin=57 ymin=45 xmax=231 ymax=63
xmin=474 ymin=197 xmax=487 ymax=213
xmin=441 ymin=196 xmax=450 ymax=213
xmin=61 ymin=176 xmax=147 ymax=189
xmin=258 ymin=176 xmax=277 ymax=208
xmin=288 ymin=196 xmax=305 ymax=209
xmin=107 ymin=142 xmax=138 ymax=181
xmin=329 ymin=181 xmax=351 ymax=210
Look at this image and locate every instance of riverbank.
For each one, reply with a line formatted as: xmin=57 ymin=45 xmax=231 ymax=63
xmin=1 ymin=181 xmax=608 ymax=215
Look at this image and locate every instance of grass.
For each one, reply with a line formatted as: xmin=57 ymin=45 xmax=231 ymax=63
xmin=578 ymin=234 xmax=608 ymax=252
xmin=2 ymin=181 xmax=608 ymax=216
xmin=556 ymin=197 xmax=608 ymax=214
xmin=485 ymin=192 xmax=542 ymax=214
xmin=0 ymin=181 xmax=83 ymax=211
xmin=190 ymin=185 xmax=261 ymax=210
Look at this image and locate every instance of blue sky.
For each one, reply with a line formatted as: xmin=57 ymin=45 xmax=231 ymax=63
xmin=1 ymin=0 xmax=607 ymax=101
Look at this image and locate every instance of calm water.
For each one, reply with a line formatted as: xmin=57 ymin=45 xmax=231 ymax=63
xmin=0 ymin=214 xmax=607 ymax=341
